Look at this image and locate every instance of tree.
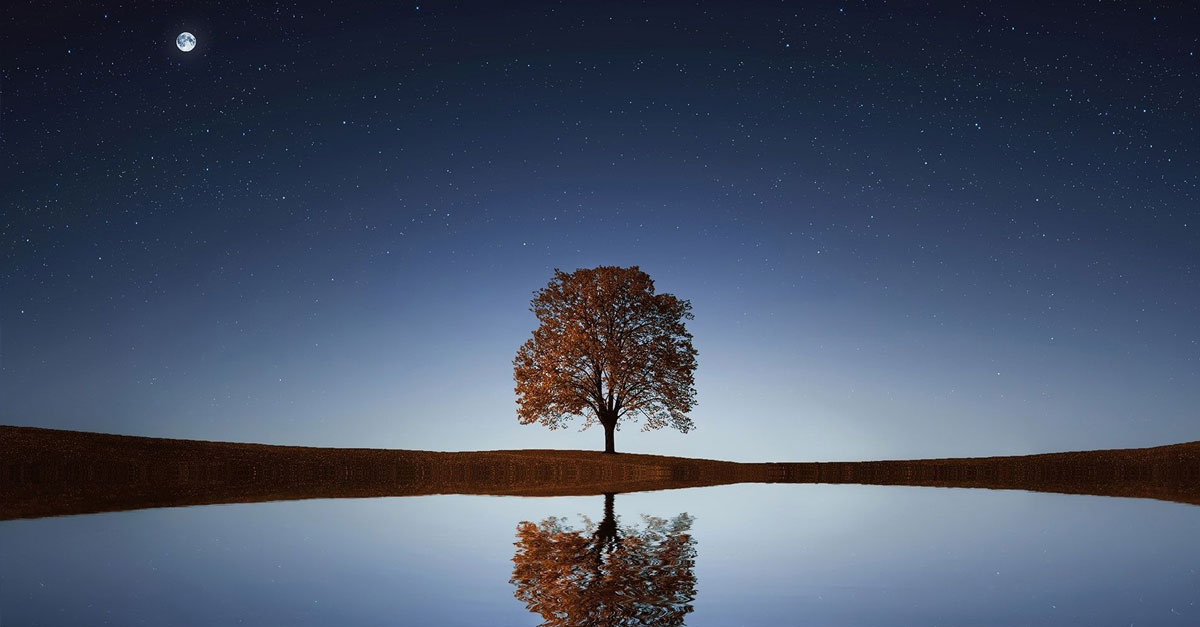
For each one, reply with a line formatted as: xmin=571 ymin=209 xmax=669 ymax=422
xmin=510 ymin=494 xmax=697 ymax=626
xmin=513 ymin=266 xmax=698 ymax=454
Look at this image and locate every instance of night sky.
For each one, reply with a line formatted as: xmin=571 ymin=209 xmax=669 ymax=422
xmin=2 ymin=2 xmax=1197 ymax=462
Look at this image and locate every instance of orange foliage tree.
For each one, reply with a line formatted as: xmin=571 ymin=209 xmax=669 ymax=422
xmin=513 ymin=266 xmax=698 ymax=453
xmin=510 ymin=494 xmax=697 ymax=626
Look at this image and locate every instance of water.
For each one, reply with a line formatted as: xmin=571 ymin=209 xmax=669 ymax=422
xmin=2 ymin=484 xmax=1197 ymax=625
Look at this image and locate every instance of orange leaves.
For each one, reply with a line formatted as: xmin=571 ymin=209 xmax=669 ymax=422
xmin=514 ymin=266 xmax=699 ymax=449
xmin=510 ymin=504 xmax=697 ymax=626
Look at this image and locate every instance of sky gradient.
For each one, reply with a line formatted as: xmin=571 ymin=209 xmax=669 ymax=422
xmin=2 ymin=1 xmax=1197 ymax=461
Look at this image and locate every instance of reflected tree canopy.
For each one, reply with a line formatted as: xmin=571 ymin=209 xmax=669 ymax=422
xmin=511 ymin=493 xmax=697 ymax=626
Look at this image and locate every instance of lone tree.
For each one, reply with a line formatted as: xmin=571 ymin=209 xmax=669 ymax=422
xmin=513 ymin=266 xmax=698 ymax=454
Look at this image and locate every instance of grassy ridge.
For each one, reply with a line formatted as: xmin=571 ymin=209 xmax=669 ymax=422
xmin=3 ymin=425 xmax=1199 ymax=520
xmin=762 ymin=442 xmax=1200 ymax=506
xmin=1 ymin=426 xmax=759 ymax=519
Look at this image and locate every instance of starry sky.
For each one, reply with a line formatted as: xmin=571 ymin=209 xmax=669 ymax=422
xmin=2 ymin=1 xmax=1197 ymax=462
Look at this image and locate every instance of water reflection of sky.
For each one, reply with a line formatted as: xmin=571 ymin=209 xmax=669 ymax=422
xmin=2 ymin=484 xmax=1197 ymax=625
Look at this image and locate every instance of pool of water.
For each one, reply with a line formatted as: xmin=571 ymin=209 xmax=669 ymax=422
xmin=2 ymin=484 xmax=1197 ymax=625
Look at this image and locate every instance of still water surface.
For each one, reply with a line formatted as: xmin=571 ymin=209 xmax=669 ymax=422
xmin=2 ymin=484 xmax=1197 ymax=625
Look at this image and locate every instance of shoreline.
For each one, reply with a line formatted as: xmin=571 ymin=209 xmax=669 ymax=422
xmin=3 ymin=425 xmax=1199 ymax=520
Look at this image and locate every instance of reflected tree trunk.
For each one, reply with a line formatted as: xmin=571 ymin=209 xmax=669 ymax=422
xmin=592 ymin=492 xmax=618 ymax=565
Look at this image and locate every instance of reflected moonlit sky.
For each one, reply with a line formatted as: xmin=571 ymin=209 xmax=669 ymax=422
xmin=2 ymin=487 xmax=1198 ymax=625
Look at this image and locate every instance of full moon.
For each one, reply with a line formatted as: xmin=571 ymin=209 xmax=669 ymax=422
xmin=176 ymin=32 xmax=196 ymax=52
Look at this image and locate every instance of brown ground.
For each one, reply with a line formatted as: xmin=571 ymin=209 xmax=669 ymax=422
xmin=3 ymin=425 xmax=1199 ymax=520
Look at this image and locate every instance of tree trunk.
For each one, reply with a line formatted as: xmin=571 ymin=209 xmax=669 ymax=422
xmin=599 ymin=408 xmax=618 ymax=454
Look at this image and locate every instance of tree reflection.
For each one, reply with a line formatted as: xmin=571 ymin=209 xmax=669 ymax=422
xmin=511 ymin=493 xmax=697 ymax=626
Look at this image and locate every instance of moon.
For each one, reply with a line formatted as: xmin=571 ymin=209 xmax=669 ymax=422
xmin=176 ymin=32 xmax=196 ymax=52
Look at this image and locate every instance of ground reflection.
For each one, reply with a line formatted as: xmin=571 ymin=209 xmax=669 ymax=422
xmin=511 ymin=493 xmax=697 ymax=626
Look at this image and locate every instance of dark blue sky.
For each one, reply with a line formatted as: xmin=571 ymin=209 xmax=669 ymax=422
xmin=2 ymin=1 xmax=1197 ymax=461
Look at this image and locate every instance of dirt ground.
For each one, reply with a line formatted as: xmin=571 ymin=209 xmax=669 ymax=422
xmin=3 ymin=425 xmax=1198 ymax=520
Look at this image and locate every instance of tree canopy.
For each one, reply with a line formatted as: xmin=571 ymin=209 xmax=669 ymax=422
xmin=513 ymin=266 xmax=698 ymax=453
